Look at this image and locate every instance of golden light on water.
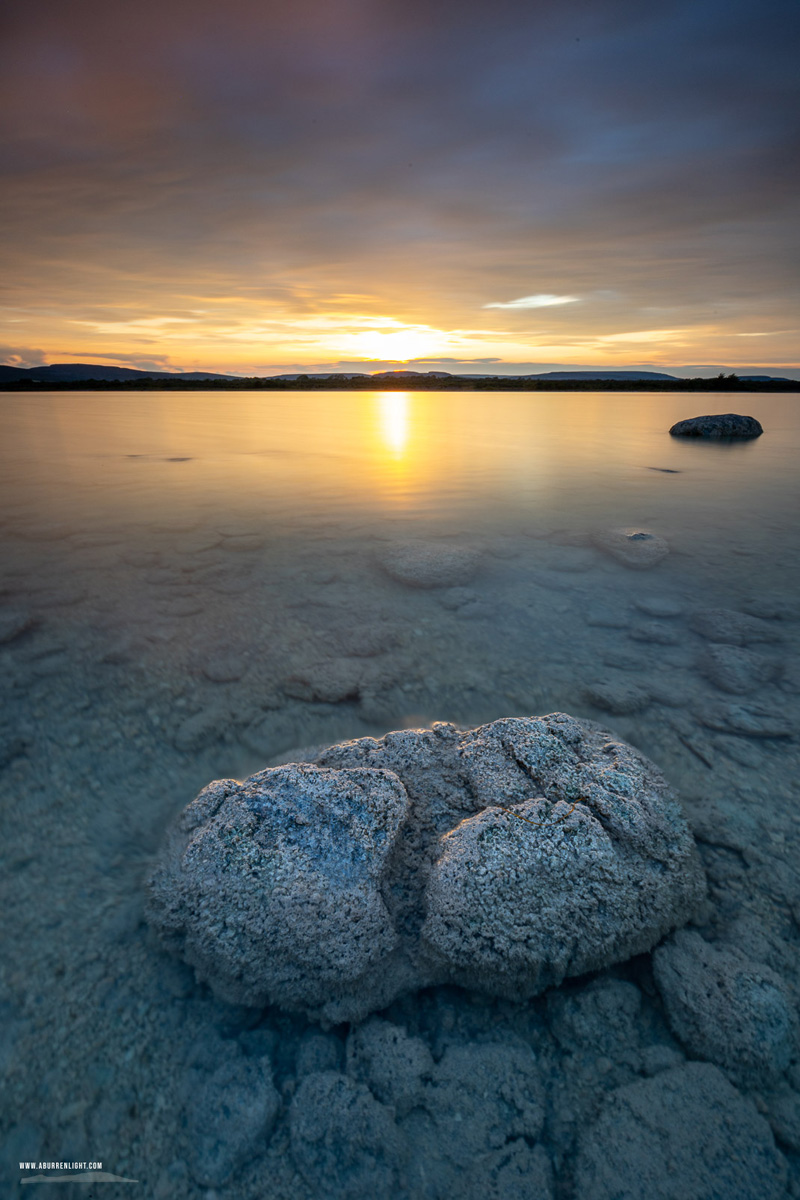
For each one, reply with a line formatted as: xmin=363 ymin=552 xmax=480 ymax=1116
xmin=378 ymin=392 xmax=410 ymax=458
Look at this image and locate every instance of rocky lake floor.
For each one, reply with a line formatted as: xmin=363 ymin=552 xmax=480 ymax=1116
xmin=2 ymin=390 xmax=800 ymax=1198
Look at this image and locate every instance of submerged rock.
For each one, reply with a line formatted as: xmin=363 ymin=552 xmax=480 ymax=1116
xmin=0 ymin=609 xmax=36 ymax=645
xmin=689 ymin=607 xmax=782 ymax=646
xmin=289 ymin=1072 xmax=406 ymax=1198
xmin=186 ymin=1056 xmax=279 ymax=1187
xmin=592 ymin=527 xmax=669 ymax=569
xmin=574 ymin=1062 xmax=786 ymax=1200
xmin=147 ymin=714 xmax=705 ymax=1023
xmin=698 ymin=644 xmax=780 ymax=694
xmin=583 ymin=679 xmax=651 ymax=714
xmin=693 ymin=699 xmax=793 ymax=738
xmin=376 ymin=539 xmax=481 ymax=588
xmin=669 ymin=413 xmax=763 ymax=439
xmin=653 ymin=930 xmax=797 ymax=1088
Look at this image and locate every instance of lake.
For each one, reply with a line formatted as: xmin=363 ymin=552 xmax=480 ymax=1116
xmin=2 ymin=390 xmax=799 ymax=1199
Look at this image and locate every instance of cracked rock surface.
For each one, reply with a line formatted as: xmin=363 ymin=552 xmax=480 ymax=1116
xmin=148 ymin=714 xmax=705 ymax=1022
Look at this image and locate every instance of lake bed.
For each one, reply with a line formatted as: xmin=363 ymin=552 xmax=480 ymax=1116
xmin=2 ymin=389 xmax=799 ymax=1199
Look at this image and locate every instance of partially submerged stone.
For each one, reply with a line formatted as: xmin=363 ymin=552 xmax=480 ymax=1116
xmin=147 ymin=714 xmax=705 ymax=1022
xmin=669 ymin=413 xmax=763 ymax=439
xmin=592 ymin=527 xmax=669 ymax=569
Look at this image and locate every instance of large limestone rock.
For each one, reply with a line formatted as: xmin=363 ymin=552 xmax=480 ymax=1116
xmin=669 ymin=412 xmax=763 ymax=438
xmin=147 ymin=714 xmax=705 ymax=1023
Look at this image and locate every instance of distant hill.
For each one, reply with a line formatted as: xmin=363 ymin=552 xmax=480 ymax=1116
xmin=0 ymin=362 xmax=796 ymax=388
xmin=0 ymin=363 xmax=237 ymax=382
xmin=527 ymin=370 xmax=677 ymax=381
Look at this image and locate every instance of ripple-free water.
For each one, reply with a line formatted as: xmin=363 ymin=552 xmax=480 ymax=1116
xmin=2 ymin=390 xmax=799 ymax=1198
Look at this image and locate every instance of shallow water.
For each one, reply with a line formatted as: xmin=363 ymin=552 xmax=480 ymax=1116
xmin=2 ymin=390 xmax=799 ymax=1198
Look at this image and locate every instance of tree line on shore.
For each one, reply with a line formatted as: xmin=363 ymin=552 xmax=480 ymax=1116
xmin=0 ymin=373 xmax=795 ymax=393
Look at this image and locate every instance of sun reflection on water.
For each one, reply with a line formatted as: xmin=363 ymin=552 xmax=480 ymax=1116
xmin=377 ymin=391 xmax=410 ymax=458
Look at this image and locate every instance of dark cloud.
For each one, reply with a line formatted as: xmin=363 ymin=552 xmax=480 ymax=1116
xmin=0 ymin=0 xmax=797 ymax=365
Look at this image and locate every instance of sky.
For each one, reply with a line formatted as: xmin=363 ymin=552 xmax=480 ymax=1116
xmin=1 ymin=0 xmax=798 ymax=377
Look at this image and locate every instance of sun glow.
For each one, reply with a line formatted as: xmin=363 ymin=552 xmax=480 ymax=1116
xmin=336 ymin=326 xmax=445 ymax=362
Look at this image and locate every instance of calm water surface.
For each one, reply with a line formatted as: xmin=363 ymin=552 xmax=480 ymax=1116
xmin=2 ymin=391 xmax=799 ymax=1198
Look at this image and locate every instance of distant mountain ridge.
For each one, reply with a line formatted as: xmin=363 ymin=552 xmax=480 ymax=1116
xmin=0 ymin=363 xmax=237 ymax=382
xmin=0 ymin=362 xmax=793 ymax=384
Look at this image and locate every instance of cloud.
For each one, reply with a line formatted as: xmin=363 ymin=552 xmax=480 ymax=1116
xmin=483 ymin=295 xmax=580 ymax=310
xmin=0 ymin=0 xmax=797 ymax=370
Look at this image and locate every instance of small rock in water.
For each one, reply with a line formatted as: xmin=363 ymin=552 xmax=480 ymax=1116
xmin=281 ymin=659 xmax=363 ymax=703
xmin=669 ymin=412 xmax=763 ymax=438
xmin=693 ymin=699 xmax=793 ymax=738
xmin=688 ymin=607 xmax=782 ymax=645
xmin=601 ymin=650 xmax=643 ymax=671
xmin=574 ymin=1063 xmax=786 ymax=1200
xmin=592 ymin=527 xmax=669 ymax=570
xmin=583 ymin=679 xmax=651 ymax=714
xmin=646 ymin=678 xmax=692 ymax=708
xmin=629 ymin=621 xmax=681 ymax=645
xmin=377 ymin=539 xmax=481 ymax=588
xmin=439 ymin=586 xmax=479 ymax=611
xmin=739 ymin=595 xmax=800 ymax=621
xmin=653 ymin=930 xmax=797 ymax=1087
xmin=201 ymin=649 xmax=250 ymax=683
xmin=633 ymin=595 xmax=684 ymax=619
xmin=289 ymin=1072 xmax=406 ymax=1198
xmin=585 ymin=605 xmax=630 ymax=629
xmin=186 ymin=1057 xmax=279 ymax=1187
xmin=0 ymin=609 xmax=36 ymax=644
xmin=698 ymin=644 xmax=781 ymax=694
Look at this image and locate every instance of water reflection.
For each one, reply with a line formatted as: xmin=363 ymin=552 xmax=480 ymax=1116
xmin=377 ymin=391 xmax=410 ymax=458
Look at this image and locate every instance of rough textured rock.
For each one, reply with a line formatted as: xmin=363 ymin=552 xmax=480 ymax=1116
xmin=281 ymin=658 xmax=365 ymax=703
xmin=653 ymin=930 xmax=797 ymax=1088
xmin=147 ymin=714 xmax=705 ymax=1023
xmin=633 ymin=595 xmax=684 ymax=618
xmin=574 ymin=1062 xmax=786 ymax=1200
xmin=147 ymin=766 xmax=409 ymax=1017
xmin=185 ymin=1056 xmax=279 ymax=1187
xmin=669 ymin=412 xmax=763 ymax=438
xmin=693 ymin=699 xmax=793 ymax=738
xmin=629 ymin=620 xmax=681 ymax=645
xmin=0 ymin=609 xmax=36 ymax=644
xmin=376 ymin=539 xmax=481 ymax=588
xmin=689 ymin=607 xmax=782 ymax=646
xmin=698 ymin=644 xmax=780 ymax=694
xmin=289 ymin=1072 xmax=407 ymax=1199
xmin=346 ymin=1018 xmax=434 ymax=1118
xmin=583 ymin=679 xmax=651 ymax=714
xmin=423 ymin=1040 xmax=545 ymax=1152
xmin=461 ymin=1141 xmax=553 ymax=1200
xmin=592 ymin=527 xmax=669 ymax=569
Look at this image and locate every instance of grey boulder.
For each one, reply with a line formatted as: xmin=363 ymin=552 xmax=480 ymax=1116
xmin=669 ymin=413 xmax=763 ymax=438
xmin=147 ymin=714 xmax=705 ymax=1023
